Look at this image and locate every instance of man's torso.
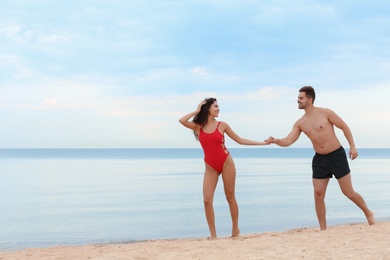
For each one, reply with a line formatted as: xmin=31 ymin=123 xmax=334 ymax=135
xmin=298 ymin=107 xmax=341 ymax=154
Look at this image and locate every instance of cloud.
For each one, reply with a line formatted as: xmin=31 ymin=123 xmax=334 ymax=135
xmin=0 ymin=1 xmax=389 ymax=148
xmin=37 ymin=34 xmax=72 ymax=43
xmin=0 ymin=53 xmax=19 ymax=64
xmin=1 ymin=77 xmax=389 ymax=148
xmin=191 ymin=67 xmax=207 ymax=76
xmin=0 ymin=24 xmax=23 ymax=39
xmin=43 ymin=97 xmax=58 ymax=106
xmin=246 ymin=86 xmax=292 ymax=101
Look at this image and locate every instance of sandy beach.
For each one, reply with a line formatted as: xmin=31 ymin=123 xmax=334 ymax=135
xmin=1 ymin=221 xmax=389 ymax=260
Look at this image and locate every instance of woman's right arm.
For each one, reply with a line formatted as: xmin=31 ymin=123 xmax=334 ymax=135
xmin=179 ymin=111 xmax=199 ymax=130
xmin=178 ymin=101 xmax=206 ymax=130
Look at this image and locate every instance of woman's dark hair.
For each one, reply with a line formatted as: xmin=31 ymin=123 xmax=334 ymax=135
xmin=192 ymin=97 xmax=217 ymax=140
xmin=299 ymin=86 xmax=316 ymax=103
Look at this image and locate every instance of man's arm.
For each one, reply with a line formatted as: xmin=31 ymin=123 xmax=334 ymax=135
xmin=327 ymin=109 xmax=358 ymax=159
xmin=269 ymin=121 xmax=302 ymax=147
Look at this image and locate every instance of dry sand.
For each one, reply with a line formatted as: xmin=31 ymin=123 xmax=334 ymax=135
xmin=1 ymin=222 xmax=389 ymax=260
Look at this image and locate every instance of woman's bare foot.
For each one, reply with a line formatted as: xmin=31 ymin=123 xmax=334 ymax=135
xmin=367 ymin=211 xmax=376 ymax=225
xmin=207 ymin=236 xmax=217 ymax=240
xmin=231 ymin=228 xmax=240 ymax=238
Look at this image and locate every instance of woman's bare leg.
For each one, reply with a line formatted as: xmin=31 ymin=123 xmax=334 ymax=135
xmin=203 ymin=164 xmax=220 ymax=239
xmin=221 ymin=156 xmax=240 ymax=237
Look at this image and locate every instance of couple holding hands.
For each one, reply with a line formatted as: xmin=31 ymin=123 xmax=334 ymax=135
xmin=179 ymin=86 xmax=375 ymax=239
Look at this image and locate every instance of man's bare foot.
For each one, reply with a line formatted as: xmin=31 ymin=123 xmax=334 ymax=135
xmin=231 ymin=228 xmax=240 ymax=238
xmin=367 ymin=211 xmax=376 ymax=225
xmin=207 ymin=236 xmax=217 ymax=240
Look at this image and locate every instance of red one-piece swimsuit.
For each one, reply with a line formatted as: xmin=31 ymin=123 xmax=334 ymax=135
xmin=199 ymin=122 xmax=230 ymax=173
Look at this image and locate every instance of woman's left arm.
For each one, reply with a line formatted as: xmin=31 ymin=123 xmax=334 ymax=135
xmin=222 ymin=122 xmax=269 ymax=145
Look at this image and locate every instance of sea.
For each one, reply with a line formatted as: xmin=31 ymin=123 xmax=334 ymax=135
xmin=0 ymin=148 xmax=389 ymax=251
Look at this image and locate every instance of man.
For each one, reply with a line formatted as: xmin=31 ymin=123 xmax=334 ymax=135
xmin=267 ymin=86 xmax=376 ymax=230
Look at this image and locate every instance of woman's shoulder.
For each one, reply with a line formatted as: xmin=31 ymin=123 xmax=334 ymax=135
xmin=217 ymin=121 xmax=230 ymax=130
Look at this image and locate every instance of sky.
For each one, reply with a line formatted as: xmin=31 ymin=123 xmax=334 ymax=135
xmin=1 ymin=0 xmax=389 ymax=148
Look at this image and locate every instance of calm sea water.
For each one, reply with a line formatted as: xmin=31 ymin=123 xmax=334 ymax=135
xmin=0 ymin=148 xmax=389 ymax=251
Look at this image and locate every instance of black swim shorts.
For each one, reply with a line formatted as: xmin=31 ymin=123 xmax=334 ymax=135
xmin=312 ymin=146 xmax=350 ymax=179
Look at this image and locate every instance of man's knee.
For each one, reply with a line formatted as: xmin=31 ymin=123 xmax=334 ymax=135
xmin=342 ymin=189 xmax=357 ymax=199
xmin=314 ymin=190 xmax=326 ymax=200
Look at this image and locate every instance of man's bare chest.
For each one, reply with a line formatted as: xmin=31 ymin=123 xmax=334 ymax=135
xmin=300 ymin=118 xmax=331 ymax=136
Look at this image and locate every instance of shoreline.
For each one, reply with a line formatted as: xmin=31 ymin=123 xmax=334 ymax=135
xmin=1 ymin=222 xmax=389 ymax=259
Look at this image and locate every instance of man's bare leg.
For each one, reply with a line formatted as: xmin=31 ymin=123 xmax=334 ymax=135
xmin=337 ymin=174 xmax=376 ymax=225
xmin=313 ymin=178 xmax=330 ymax=230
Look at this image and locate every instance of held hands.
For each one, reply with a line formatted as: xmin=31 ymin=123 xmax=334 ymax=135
xmin=262 ymin=140 xmax=271 ymax=145
xmin=264 ymin=136 xmax=277 ymax=144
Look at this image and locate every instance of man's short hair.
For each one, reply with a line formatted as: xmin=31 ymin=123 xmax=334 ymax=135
xmin=299 ymin=86 xmax=316 ymax=103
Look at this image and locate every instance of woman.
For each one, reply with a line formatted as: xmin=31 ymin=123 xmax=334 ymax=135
xmin=179 ymin=98 xmax=269 ymax=239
